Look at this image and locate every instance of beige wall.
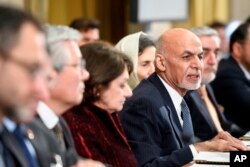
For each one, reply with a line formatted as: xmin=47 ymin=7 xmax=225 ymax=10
xmin=0 ymin=0 xmax=24 ymax=8
xmin=230 ymin=0 xmax=250 ymax=21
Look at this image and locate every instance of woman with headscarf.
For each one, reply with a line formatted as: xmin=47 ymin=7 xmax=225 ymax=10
xmin=115 ymin=32 xmax=156 ymax=89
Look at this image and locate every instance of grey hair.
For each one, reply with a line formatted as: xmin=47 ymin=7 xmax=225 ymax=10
xmin=44 ymin=24 xmax=82 ymax=71
xmin=189 ymin=26 xmax=219 ymax=37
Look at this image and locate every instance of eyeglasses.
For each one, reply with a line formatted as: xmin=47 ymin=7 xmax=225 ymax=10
xmin=64 ymin=60 xmax=86 ymax=72
xmin=5 ymin=57 xmax=42 ymax=79
xmin=4 ymin=56 xmax=56 ymax=86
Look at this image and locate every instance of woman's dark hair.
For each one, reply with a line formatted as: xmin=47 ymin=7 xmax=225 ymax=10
xmin=138 ymin=34 xmax=155 ymax=56
xmin=80 ymin=41 xmax=133 ymax=102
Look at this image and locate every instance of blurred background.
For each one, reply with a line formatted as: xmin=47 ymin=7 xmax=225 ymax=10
xmin=1 ymin=0 xmax=249 ymax=44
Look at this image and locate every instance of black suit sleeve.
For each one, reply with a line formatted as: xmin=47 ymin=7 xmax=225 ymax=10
xmin=212 ymin=75 xmax=250 ymax=130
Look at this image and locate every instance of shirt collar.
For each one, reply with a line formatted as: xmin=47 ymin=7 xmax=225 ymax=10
xmin=3 ymin=117 xmax=17 ymax=133
xmin=157 ymin=75 xmax=183 ymax=112
xmin=37 ymin=102 xmax=59 ymax=129
xmin=239 ymin=63 xmax=250 ymax=80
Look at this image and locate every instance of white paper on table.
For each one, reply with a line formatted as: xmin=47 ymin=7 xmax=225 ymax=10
xmin=193 ymin=151 xmax=229 ymax=164
xmin=243 ymin=140 xmax=250 ymax=147
xmin=192 ymin=164 xmax=229 ymax=167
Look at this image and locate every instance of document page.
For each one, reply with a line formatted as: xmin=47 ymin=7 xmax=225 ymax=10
xmin=194 ymin=151 xmax=229 ymax=164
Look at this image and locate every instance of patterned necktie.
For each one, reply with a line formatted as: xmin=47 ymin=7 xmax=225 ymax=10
xmin=181 ymin=99 xmax=194 ymax=144
xmin=52 ymin=123 xmax=66 ymax=151
xmin=13 ymin=126 xmax=39 ymax=167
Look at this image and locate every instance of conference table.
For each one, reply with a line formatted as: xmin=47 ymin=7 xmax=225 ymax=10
xmin=189 ymin=132 xmax=250 ymax=167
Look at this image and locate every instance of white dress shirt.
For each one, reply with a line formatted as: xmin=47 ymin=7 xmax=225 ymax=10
xmin=37 ymin=102 xmax=59 ymax=129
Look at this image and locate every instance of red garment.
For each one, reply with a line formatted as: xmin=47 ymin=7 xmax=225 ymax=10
xmin=63 ymin=102 xmax=138 ymax=167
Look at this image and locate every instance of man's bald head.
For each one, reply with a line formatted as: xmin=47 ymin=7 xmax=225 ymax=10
xmin=155 ymin=28 xmax=203 ymax=96
xmin=156 ymin=28 xmax=202 ymax=56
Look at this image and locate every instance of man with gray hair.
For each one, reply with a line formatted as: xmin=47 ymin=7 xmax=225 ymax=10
xmin=184 ymin=26 xmax=246 ymax=141
xmin=36 ymin=25 xmax=105 ymax=167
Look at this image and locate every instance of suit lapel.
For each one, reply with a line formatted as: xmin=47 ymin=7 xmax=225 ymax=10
xmin=206 ymin=85 xmax=228 ymax=124
xmin=148 ymin=73 xmax=185 ymax=147
xmin=166 ymin=105 xmax=185 ymax=147
xmin=58 ymin=117 xmax=73 ymax=149
xmin=206 ymin=85 xmax=218 ymax=108
xmin=2 ymin=127 xmax=28 ymax=167
xmin=27 ymin=127 xmax=43 ymax=166
xmin=28 ymin=118 xmax=65 ymax=167
xmin=190 ymin=90 xmax=216 ymax=130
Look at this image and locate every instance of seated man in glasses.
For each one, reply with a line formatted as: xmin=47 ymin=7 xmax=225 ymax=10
xmin=0 ymin=5 xmax=64 ymax=167
xmin=36 ymin=25 xmax=105 ymax=167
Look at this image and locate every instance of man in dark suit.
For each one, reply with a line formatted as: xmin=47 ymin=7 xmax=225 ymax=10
xmin=36 ymin=25 xmax=104 ymax=167
xmin=120 ymin=28 xmax=247 ymax=167
xmin=212 ymin=22 xmax=250 ymax=131
xmin=184 ymin=26 xmax=246 ymax=141
xmin=1 ymin=118 xmax=64 ymax=167
xmin=0 ymin=6 xmax=64 ymax=167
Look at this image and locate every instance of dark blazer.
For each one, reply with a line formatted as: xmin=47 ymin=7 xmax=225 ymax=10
xmin=211 ymin=56 xmax=250 ymax=131
xmin=2 ymin=119 xmax=64 ymax=167
xmin=35 ymin=115 xmax=80 ymax=167
xmin=184 ymin=85 xmax=246 ymax=141
xmin=59 ymin=116 xmax=80 ymax=166
xmin=119 ymin=73 xmax=193 ymax=167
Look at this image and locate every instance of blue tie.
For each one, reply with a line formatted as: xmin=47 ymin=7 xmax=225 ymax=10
xmin=13 ymin=126 xmax=39 ymax=167
xmin=181 ymin=99 xmax=194 ymax=144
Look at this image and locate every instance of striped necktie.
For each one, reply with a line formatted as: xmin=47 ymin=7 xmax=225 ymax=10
xmin=181 ymin=99 xmax=194 ymax=144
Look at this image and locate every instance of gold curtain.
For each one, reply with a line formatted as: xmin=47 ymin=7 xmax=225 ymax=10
xmin=173 ymin=0 xmax=229 ymax=28
xmin=47 ymin=0 xmax=98 ymax=25
xmin=24 ymin=0 xmax=48 ymax=22
xmin=41 ymin=0 xmax=127 ymax=44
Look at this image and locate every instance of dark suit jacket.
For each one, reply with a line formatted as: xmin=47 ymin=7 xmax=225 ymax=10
xmin=120 ymin=73 xmax=193 ymax=167
xmin=58 ymin=116 xmax=80 ymax=166
xmin=2 ymin=119 xmax=64 ymax=167
xmin=184 ymin=85 xmax=246 ymax=141
xmin=211 ymin=56 xmax=250 ymax=131
xmin=35 ymin=115 xmax=80 ymax=167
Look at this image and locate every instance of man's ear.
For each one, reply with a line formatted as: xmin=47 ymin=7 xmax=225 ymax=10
xmin=46 ymin=67 xmax=59 ymax=89
xmin=155 ymin=53 xmax=166 ymax=71
xmin=232 ymin=42 xmax=242 ymax=61
xmin=0 ymin=55 xmax=4 ymax=69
